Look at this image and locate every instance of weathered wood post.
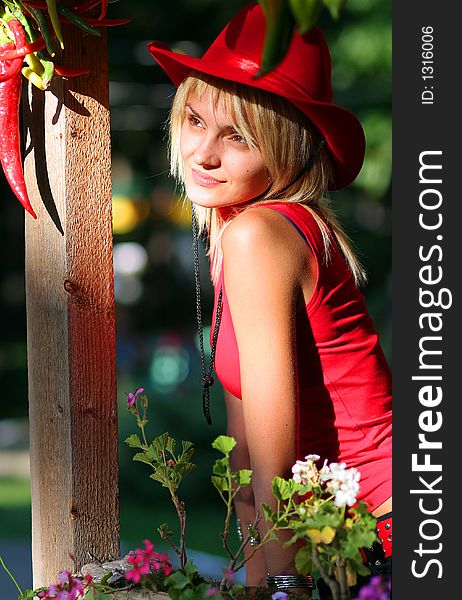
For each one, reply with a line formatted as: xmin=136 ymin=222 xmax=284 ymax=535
xmin=23 ymin=25 xmax=119 ymax=587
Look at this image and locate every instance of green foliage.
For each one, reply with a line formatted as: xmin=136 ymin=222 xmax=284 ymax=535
xmin=164 ymin=560 xmax=220 ymax=600
xmin=212 ymin=435 xmax=236 ymax=455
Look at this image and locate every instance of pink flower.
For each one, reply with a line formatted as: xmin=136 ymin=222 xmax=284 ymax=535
xmin=37 ymin=572 xmax=85 ymax=599
xmin=223 ymin=568 xmax=234 ymax=583
xmin=127 ymin=387 xmax=145 ymax=408
xmin=125 ymin=539 xmax=172 ymax=583
xmin=206 ymin=587 xmax=219 ymax=597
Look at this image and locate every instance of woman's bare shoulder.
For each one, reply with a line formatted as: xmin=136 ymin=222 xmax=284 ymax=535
xmin=221 ymin=205 xmax=309 ymax=278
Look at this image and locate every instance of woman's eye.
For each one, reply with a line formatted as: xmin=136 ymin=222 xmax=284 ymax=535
xmin=231 ymin=133 xmax=247 ymax=145
xmin=187 ymin=115 xmax=202 ymax=127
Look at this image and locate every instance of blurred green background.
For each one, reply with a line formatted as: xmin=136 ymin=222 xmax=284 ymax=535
xmin=0 ymin=0 xmax=391 ymax=587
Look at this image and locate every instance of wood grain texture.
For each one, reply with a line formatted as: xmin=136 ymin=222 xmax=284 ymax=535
xmin=23 ymin=26 xmax=119 ymax=587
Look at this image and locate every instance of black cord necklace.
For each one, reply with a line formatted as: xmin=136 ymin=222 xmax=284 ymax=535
xmin=191 ymin=204 xmax=223 ymax=425
xmin=191 ymin=138 xmax=325 ymax=425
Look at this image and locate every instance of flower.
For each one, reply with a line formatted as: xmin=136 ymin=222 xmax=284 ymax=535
xmin=125 ymin=539 xmax=172 ymax=583
xmin=272 ymin=592 xmax=289 ymax=600
xmin=205 ymin=586 xmax=220 ymax=597
xmin=37 ymin=571 xmax=86 ymax=599
xmin=127 ymin=387 xmax=145 ymax=408
xmin=291 ymin=454 xmax=320 ymax=486
xmin=222 ymin=568 xmax=234 ymax=583
xmin=322 ymin=462 xmax=361 ymax=507
xmin=353 ymin=575 xmax=391 ymax=600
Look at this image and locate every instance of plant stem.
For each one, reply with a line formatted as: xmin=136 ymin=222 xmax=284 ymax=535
xmin=337 ymin=557 xmax=350 ymax=600
xmin=311 ymin=546 xmax=340 ymax=600
xmin=0 ymin=555 xmax=23 ymax=595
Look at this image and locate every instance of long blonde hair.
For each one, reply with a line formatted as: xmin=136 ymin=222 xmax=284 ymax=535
xmin=168 ymin=73 xmax=367 ymax=286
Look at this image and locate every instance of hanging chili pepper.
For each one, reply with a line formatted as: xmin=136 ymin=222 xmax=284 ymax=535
xmin=45 ymin=0 xmax=64 ymax=49
xmin=54 ymin=64 xmax=90 ymax=77
xmin=0 ymin=36 xmax=46 ymax=60
xmin=24 ymin=5 xmax=57 ymax=56
xmin=98 ymin=0 xmax=108 ymax=21
xmin=0 ymin=19 xmax=37 ymax=218
xmin=57 ymin=4 xmax=101 ymax=36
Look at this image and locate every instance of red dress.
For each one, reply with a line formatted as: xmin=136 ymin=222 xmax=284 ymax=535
xmin=211 ymin=201 xmax=392 ymax=512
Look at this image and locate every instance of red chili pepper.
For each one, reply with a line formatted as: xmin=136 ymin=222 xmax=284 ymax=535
xmin=0 ymin=21 xmax=37 ymax=219
xmin=73 ymin=0 xmax=103 ymax=14
xmin=0 ymin=37 xmax=46 ymax=60
xmin=98 ymin=0 xmax=108 ymax=21
xmin=54 ymin=64 xmax=90 ymax=77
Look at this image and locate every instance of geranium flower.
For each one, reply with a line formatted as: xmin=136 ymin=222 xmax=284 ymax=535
xmin=127 ymin=387 xmax=145 ymax=408
xmin=37 ymin=571 xmax=85 ymax=600
xmin=323 ymin=462 xmax=361 ymax=507
xmin=291 ymin=454 xmax=320 ymax=485
xmin=353 ymin=575 xmax=391 ymax=600
xmin=125 ymin=539 xmax=172 ymax=583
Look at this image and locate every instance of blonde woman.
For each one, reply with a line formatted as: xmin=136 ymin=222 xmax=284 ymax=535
xmin=148 ymin=2 xmax=392 ymax=593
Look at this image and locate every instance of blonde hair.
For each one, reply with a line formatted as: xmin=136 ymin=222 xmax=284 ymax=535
xmin=168 ymin=73 xmax=367 ymax=286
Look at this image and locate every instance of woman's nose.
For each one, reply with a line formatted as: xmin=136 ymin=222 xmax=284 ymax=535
xmin=193 ymin=134 xmax=221 ymax=168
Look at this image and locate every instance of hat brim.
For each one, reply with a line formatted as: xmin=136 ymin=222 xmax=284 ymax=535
xmin=148 ymin=41 xmax=365 ymax=191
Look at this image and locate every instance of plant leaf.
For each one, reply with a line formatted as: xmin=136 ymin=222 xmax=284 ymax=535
xmin=212 ymin=435 xmax=236 ymax=455
xmin=124 ymin=434 xmax=143 ymax=448
xmin=295 ymin=545 xmax=313 ymax=575
xmin=132 ymin=452 xmax=153 ymax=466
xmin=234 ymin=469 xmax=252 ymax=485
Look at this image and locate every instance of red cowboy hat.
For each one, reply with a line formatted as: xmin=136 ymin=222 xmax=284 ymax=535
xmin=147 ymin=2 xmax=365 ymax=190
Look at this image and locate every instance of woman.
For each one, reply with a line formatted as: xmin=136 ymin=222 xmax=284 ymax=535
xmin=148 ymin=2 xmax=392 ymax=593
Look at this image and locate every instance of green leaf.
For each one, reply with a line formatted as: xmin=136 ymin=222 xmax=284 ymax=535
xmin=234 ymin=469 xmax=252 ymax=486
xmin=212 ymin=457 xmax=228 ymax=476
xmin=289 ymin=0 xmax=323 ymax=34
xmin=295 ymin=545 xmax=313 ymax=575
xmin=212 ymin=435 xmax=236 ymax=455
xmin=322 ymin=0 xmax=345 ymax=21
xmin=182 ymin=440 xmax=194 ymax=453
xmin=132 ymin=452 xmax=154 ymax=466
xmin=84 ymin=590 xmax=112 ymax=600
xmin=124 ymin=434 xmax=143 ymax=448
xmin=261 ymin=502 xmax=276 ymax=522
xmin=166 ymin=436 xmax=176 ymax=455
xmin=165 ymin=570 xmax=191 ymax=590
xmin=183 ymin=559 xmax=198 ymax=579
xmin=211 ymin=475 xmax=229 ymax=493
xmin=271 ymin=476 xmax=299 ymax=500
xmin=154 ymin=432 xmax=170 ymax=452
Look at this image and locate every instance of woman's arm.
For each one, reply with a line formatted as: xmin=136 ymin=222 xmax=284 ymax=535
xmin=224 ymin=388 xmax=267 ymax=586
xmin=221 ymin=207 xmax=312 ymax=577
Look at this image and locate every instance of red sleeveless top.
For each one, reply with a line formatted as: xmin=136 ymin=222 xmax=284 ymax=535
xmin=211 ymin=201 xmax=392 ymax=512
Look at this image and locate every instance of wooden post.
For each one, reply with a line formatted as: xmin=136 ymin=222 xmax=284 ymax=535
xmin=23 ymin=26 xmax=119 ymax=587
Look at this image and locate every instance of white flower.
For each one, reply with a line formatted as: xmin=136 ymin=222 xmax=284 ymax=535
xmin=291 ymin=454 xmax=320 ymax=486
xmin=323 ymin=462 xmax=361 ymax=507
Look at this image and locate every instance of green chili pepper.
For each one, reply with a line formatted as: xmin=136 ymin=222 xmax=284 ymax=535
xmin=39 ymin=54 xmax=54 ymax=88
xmin=45 ymin=0 xmax=64 ymax=49
xmin=4 ymin=0 xmax=35 ymax=41
xmin=57 ymin=4 xmax=101 ymax=37
xmin=25 ymin=5 xmax=56 ymax=56
xmin=258 ymin=0 xmax=295 ymax=77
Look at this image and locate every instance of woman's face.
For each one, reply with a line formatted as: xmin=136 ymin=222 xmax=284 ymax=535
xmin=179 ymin=92 xmax=270 ymax=208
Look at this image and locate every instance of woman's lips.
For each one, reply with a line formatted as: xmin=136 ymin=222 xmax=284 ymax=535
xmin=191 ymin=168 xmax=224 ymax=186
